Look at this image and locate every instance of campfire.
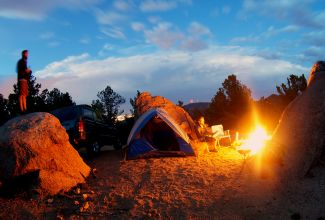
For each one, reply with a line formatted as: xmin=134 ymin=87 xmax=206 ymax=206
xmin=237 ymin=124 xmax=271 ymax=156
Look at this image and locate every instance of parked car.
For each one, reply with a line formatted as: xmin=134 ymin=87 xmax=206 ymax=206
xmin=51 ymin=104 xmax=121 ymax=155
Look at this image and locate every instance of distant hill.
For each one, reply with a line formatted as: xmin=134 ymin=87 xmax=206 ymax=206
xmin=183 ymin=102 xmax=210 ymax=115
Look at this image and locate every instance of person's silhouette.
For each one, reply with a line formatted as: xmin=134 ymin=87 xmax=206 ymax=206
xmin=16 ymin=50 xmax=32 ymax=112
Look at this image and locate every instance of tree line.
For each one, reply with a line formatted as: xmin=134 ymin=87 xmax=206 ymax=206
xmin=188 ymin=74 xmax=307 ymax=133
xmin=0 ymin=75 xmax=126 ymax=126
xmin=0 ymin=72 xmax=307 ymax=135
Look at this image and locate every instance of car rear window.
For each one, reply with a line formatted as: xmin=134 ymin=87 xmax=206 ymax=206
xmin=51 ymin=107 xmax=78 ymax=122
xmin=82 ymin=108 xmax=95 ymax=120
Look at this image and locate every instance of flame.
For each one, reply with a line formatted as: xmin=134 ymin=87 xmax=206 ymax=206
xmin=238 ymin=125 xmax=271 ymax=155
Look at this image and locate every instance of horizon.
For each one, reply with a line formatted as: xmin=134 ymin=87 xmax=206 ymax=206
xmin=0 ymin=0 xmax=324 ymax=112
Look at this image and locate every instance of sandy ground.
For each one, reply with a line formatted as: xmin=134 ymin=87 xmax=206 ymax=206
xmin=0 ymin=146 xmax=325 ymax=219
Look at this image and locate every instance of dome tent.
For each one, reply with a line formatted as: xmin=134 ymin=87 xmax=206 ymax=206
xmin=127 ymin=108 xmax=195 ymax=159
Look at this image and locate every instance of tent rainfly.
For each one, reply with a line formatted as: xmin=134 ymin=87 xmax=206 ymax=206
xmin=127 ymin=108 xmax=195 ymax=159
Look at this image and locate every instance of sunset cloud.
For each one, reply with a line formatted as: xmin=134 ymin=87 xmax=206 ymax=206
xmin=0 ymin=0 xmax=101 ymax=20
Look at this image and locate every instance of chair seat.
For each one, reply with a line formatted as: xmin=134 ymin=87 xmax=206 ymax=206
xmin=211 ymin=124 xmax=231 ymax=149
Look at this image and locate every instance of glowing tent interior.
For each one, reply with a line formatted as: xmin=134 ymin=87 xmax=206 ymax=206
xmin=127 ymin=108 xmax=195 ymax=159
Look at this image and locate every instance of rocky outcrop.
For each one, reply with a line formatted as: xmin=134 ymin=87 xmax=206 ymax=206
xmin=135 ymin=92 xmax=199 ymax=140
xmin=0 ymin=112 xmax=91 ymax=195
xmin=262 ymin=71 xmax=325 ymax=178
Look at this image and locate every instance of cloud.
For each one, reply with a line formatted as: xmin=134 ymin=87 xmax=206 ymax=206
xmin=101 ymin=27 xmax=126 ymax=39
xmin=139 ymin=0 xmax=191 ymax=12
xmin=48 ymin=41 xmax=60 ymax=47
xmin=240 ymin=0 xmax=324 ymax=28
xmin=131 ymin=22 xmax=145 ymax=32
xmin=139 ymin=0 xmax=177 ymax=12
xmin=211 ymin=5 xmax=231 ymax=17
xmin=231 ymin=25 xmax=300 ymax=43
xmin=98 ymin=43 xmax=115 ymax=56
xmin=38 ymin=53 xmax=90 ymax=78
xmin=179 ymin=38 xmax=208 ymax=52
xmin=113 ymin=0 xmax=133 ymax=11
xmin=304 ymin=46 xmax=324 ymax=58
xmin=222 ymin=5 xmax=231 ymax=14
xmin=296 ymin=45 xmax=325 ymax=63
xmin=252 ymin=49 xmax=283 ymax=60
xmin=263 ymin=25 xmax=300 ymax=38
xmin=303 ymin=30 xmax=325 ymax=46
xmin=147 ymin=16 xmax=161 ymax=24
xmin=231 ymin=35 xmax=260 ymax=44
xmin=0 ymin=75 xmax=16 ymax=98
xmin=94 ymin=8 xmax=127 ymax=25
xmin=25 ymin=47 xmax=308 ymax=111
xmin=0 ymin=0 xmax=101 ymax=20
xmin=144 ymin=22 xmax=183 ymax=49
xmin=80 ymin=37 xmax=91 ymax=44
xmin=143 ymin=21 xmax=211 ymax=51
xmin=39 ymin=32 xmax=55 ymax=39
xmin=188 ymin=22 xmax=212 ymax=37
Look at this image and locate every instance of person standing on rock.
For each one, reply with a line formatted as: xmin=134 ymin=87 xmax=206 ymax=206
xmin=16 ymin=50 xmax=32 ymax=112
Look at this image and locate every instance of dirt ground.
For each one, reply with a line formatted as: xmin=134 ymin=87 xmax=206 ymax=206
xmin=1 ymin=147 xmax=325 ymax=219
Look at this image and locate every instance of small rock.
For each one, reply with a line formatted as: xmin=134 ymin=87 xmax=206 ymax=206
xmin=103 ymin=196 xmax=109 ymax=205
xmin=82 ymin=202 xmax=90 ymax=211
xmin=82 ymin=194 xmax=88 ymax=200
xmin=80 ymin=202 xmax=90 ymax=213
xmin=75 ymin=188 xmax=81 ymax=195
xmin=56 ymin=215 xmax=64 ymax=220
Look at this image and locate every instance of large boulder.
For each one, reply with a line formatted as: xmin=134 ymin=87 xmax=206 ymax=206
xmin=0 ymin=112 xmax=91 ymax=195
xmin=262 ymin=71 xmax=325 ymax=178
xmin=135 ymin=92 xmax=199 ymax=140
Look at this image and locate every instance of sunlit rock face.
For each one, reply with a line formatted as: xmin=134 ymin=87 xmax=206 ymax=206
xmin=0 ymin=112 xmax=90 ymax=195
xmin=263 ymin=71 xmax=325 ymax=178
xmin=135 ymin=92 xmax=199 ymax=141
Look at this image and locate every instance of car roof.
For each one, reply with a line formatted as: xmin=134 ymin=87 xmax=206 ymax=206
xmin=50 ymin=104 xmax=93 ymax=113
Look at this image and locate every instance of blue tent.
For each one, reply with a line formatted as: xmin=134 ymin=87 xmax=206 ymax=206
xmin=127 ymin=108 xmax=195 ymax=159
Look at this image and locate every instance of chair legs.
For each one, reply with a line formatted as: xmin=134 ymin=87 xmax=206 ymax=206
xmin=214 ymin=139 xmax=220 ymax=151
xmin=214 ymin=136 xmax=232 ymax=150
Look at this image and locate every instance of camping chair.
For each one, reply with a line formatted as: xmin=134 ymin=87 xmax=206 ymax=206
xmin=211 ymin=124 xmax=231 ymax=149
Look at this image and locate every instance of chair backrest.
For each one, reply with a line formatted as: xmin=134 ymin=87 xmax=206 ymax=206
xmin=211 ymin=124 xmax=224 ymax=137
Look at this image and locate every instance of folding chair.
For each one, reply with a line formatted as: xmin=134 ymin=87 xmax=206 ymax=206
xmin=211 ymin=124 xmax=231 ymax=149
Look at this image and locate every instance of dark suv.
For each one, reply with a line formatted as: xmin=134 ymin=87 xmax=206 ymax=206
xmin=51 ymin=105 xmax=121 ymax=155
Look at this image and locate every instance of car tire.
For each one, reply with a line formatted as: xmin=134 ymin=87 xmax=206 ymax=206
xmin=87 ymin=141 xmax=101 ymax=156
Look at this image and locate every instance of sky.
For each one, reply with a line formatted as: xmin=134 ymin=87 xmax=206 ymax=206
xmin=0 ymin=0 xmax=324 ymax=112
